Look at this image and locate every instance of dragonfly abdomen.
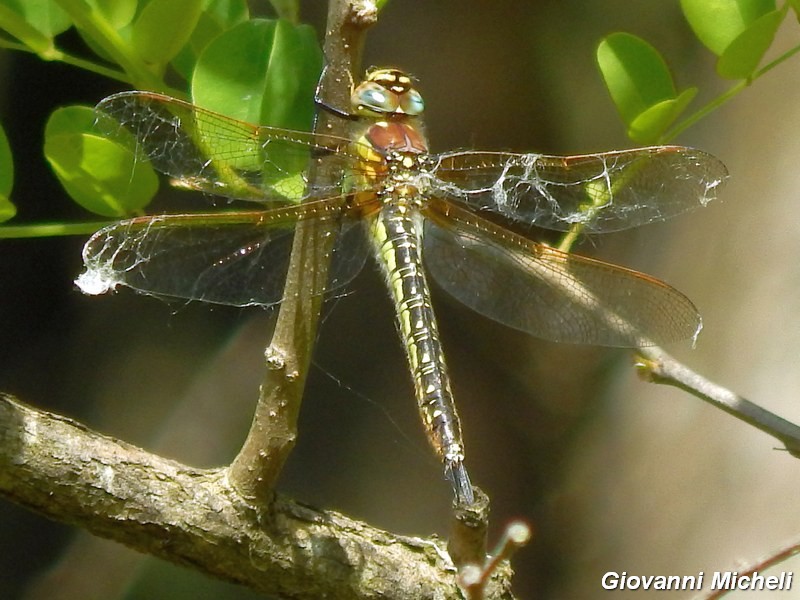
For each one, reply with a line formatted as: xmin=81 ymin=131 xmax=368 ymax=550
xmin=369 ymin=200 xmax=473 ymax=503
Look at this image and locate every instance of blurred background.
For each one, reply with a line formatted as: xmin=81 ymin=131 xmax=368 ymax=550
xmin=2 ymin=1 xmax=800 ymax=598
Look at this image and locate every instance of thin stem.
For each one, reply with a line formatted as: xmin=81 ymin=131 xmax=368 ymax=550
xmin=556 ymin=226 xmax=580 ymax=253
xmin=41 ymin=49 xmax=130 ymax=83
xmin=52 ymin=0 xmax=165 ymax=92
xmin=0 ymin=38 xmax=129 ymax=83
xmin=660 ymin=80 xmax=747 ymax=143
xmin=694 ymin=536 xmax=800 ymax=600
xmin=458 ymin=517 xmax=531 ymax=600
xmin=636 ymin=347 xmax=800 ymax=456
xmin=662 ymin=41 xmax=800 ymax=143
xmin=0 ymin=221 xmax=112 ymax=239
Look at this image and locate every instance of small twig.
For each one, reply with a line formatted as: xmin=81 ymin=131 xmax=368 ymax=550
xmin=693 ymin=536 xmax=800 ymax=600
xmin=636 ymin=346 xmax=800 ymax=456
xmin=457 ymin=518 xmax=532 ymax=600
xmin=448 ymin=487 xmax=491 ymax=568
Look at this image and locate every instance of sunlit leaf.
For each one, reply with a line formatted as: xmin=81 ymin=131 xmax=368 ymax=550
xmin=628 ymin=88 xmax=697 ymax=143
xmin=86 ymin=0 xmax=137 ymax=28
xmin=132 ymin=0 xmax=203 ymax=66
xmin=171 ymin=0 xmax=250 ymax=80
xmin=191 ymin=18 xmax=322 ymax=175
xmin=681 ymin=0 xmax=776 ymax=55
xmin=191 ymin=18 xmax=321 ymax=129
xmin=0 ymin=0 xmax=71 ymax=39
xmin=44 ymin=106 xmax=158 ymax=217
xmin=0 ymin=122 xmax=14 ymax=222
xmin=597 ymin=33 xmax=677 ymax=128
xmin=716 ymin=8 xmax=784 ymax=78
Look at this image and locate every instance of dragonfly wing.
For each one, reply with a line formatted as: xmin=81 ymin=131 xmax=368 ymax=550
xmin=76 ymin=198 xmax=368 ymax=307
xmin=422 ymin=199 xmax=700 ymax=347
xmin=431 ymin=147 xmax=727 ymax=233
xmin=95 ymin=91 xmax=364 ymax=204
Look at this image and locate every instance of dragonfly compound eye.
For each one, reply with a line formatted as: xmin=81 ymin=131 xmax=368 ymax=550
xmin=399 ymin=89 xmax=425 ymax=116
xmin=352 ymin=81 xmax=400 ymax=116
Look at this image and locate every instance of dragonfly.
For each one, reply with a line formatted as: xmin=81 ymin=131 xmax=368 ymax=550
xmin=77 ymin=68 xmax=727 ymax=505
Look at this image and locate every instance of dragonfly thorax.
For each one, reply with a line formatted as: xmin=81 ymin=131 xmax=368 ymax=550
xmin=379 ymin=150 xmax=436 ymax=202
xmin=353 ymin=120 xmax=432 ymax=203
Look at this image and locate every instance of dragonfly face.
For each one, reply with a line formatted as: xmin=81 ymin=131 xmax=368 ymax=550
xmin=77 ymin=68 xmax=728 ymax=504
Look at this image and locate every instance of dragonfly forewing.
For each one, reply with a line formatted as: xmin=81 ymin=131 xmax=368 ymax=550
xmin=423 ymin=198 xmax=700 ymax=347
xmin=431 ymin=147 xmax=727 ymax=233
xmin=94 ymin=91 xmax=369 ymax=205
xmin=77 ymin=198 xmax=369 ymax=307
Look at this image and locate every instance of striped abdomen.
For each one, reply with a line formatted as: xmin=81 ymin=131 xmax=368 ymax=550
xmin=369 ymin=199 xmax=471 ymax=500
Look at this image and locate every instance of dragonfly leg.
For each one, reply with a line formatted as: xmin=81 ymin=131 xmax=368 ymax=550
xmin=314 ymin=64 xmax=359 ymax=121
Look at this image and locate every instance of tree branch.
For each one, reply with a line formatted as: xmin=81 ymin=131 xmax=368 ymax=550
xmin=0 ymin=393 xmax=515 ymax=599
xmin=228 ymin=0 xmax=375 ymax=505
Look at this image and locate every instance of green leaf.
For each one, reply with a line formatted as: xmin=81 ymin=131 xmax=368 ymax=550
xmin=0 ymin=122 xmax=14 ymax=222
xmin=45 ymin=103 xmax=97 ymax=136
xmin=44 ymin=106 xmax=159 ymax=217
xmin=192 ymin=18 xmax=321 ymax=128
xmin=191 ymin=18 xmax=322 ymax=177
xmin=86 ymin=0 xmax=137 ymax=29
xmin=171 ymin=0 xmax=250 ymax=81
xmin=716 ymin=8 xmax=784 ymax=78
xmin=0 ymin=2 xmax=61 ymax=55
xmin=0 ymin=0 xmax=72 ymax=40
xmin=0 ymin=196 xmax=15 ymax=222
xmin=597 ymin=33 xmax=678 ymax=128
xmin=71 ymin=0 xmax=139 ymax=65
xmin=790 ymin=0 xmax=800 ymax=20
xmin=628 ymin=88 xmax=697 ymax=143
xmin=0 ymin=122 xmax=13 ymax=198
xmin=681 ymin=0 xmax=776 ymax=55
xmin=132 ymin=0 xmax=203 ymax=66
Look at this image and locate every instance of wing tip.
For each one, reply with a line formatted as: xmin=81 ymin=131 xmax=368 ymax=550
xmin=74 ymin=264 xmax=119 ymax=296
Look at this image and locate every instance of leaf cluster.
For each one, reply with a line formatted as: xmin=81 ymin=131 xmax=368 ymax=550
xmin=0 ymin=0 xmax=321 ymax=231
xmin=598 ymin=0 xmax=800 ymax=144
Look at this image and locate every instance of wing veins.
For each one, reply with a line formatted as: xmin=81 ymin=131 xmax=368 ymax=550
xmin=423 ymin=197 xmax=700 ymax=346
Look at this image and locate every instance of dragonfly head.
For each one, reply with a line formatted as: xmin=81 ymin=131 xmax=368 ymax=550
xmin=352 ymin=68 xmax=425 ymax=118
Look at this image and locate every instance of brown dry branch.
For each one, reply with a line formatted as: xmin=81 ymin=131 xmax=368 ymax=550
xmin=227 ymin=0 xmax=374 ymax=505
xmin=0 ymin=393 xmax=514 ymax=599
